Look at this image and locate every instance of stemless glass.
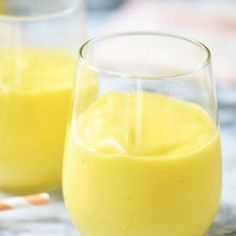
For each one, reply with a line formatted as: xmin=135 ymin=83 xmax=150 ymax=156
xmin=0 ymin=0 xmax=86 ymax=194
xmin=63 ymin=32 xmax=222 ymax=236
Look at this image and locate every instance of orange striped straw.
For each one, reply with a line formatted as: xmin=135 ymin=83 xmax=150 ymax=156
xmin=0 ymin=193 xmax=50 ymax=212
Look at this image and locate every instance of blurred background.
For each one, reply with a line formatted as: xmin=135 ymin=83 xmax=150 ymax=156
xmin=86 ymin=0 xmax=236 ymax=86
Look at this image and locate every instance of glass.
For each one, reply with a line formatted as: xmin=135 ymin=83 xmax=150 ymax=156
xmin=0 ymin=0 xmax=86 ymax=194
xmin=63 ymin=32 xmax=222 ymax=236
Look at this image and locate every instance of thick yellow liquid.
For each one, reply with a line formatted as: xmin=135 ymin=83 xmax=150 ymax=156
xmin=0 ymin=1 xmax=6 ymax=13
xmin=0 ymin=49 xmax=76 ymax=193
xmin=63 ymin=92 xmax=222 ymax=236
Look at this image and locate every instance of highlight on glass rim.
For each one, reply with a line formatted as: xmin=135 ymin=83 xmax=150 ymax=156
xmin=0 ymin=0 xmax=235 ymax=236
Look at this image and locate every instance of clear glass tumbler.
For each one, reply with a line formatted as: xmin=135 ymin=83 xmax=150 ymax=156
xmin=63 ymin=32 xmax=222 ymax=236
xmin=0 ymin=0 xmax=86 ymax=194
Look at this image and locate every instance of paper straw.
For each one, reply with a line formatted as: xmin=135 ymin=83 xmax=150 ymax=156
xmin=0 ymin=193 xmax=50 ymax=212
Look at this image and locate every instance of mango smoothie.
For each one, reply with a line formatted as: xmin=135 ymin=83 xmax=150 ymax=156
xmin=0 ymin=49 xmax=76 ymax=193
xmin=0 ymin=1 xmax=6 ymax=13
xmin=63 ymin=92 xmax=222 ymax=236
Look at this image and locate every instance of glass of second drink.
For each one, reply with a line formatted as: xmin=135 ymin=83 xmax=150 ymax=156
xmin=0 ymin=0 xmax=86 ymax=194
xmin=63 ymin=32 xmax=222 ymax=236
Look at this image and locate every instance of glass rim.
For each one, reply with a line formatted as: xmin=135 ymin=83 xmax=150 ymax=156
xmin=79 ymin=32 xmax=212 ymax=80
xmin=0 ymin=1 xmax=79 ymax=22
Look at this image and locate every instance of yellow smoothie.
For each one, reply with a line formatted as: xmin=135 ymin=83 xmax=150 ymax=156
xmin=0 ymin=1 xmax=6 ymax=13
xmin=63 ymin=92 xmax=222 ymax=236
xmin=0 ymin=49 xmax=76 ymax=193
